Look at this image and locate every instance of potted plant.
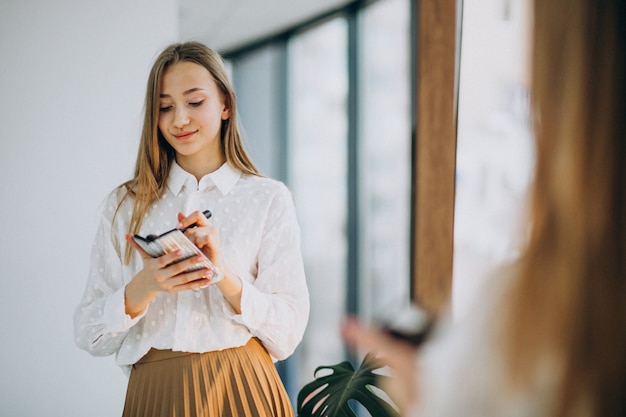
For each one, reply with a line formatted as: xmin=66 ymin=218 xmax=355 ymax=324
xmin=296 ymin=352 xmax=400 ymax=417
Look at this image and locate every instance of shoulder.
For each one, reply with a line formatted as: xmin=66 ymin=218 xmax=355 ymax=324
xmin=98 ymin=184 xmax=134 ymax=224
xmin=239 ymin=174 xmax=293 ymax=200
xmin=241 ymin=173 xmax=285 ymax=188
xmin=104 ymin=184 xmax=132 ymax=209
xmin=236 ymin=175 xmax=298 ymax=222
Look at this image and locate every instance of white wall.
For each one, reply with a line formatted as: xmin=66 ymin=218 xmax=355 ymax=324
xmin=0 ymin=0 xmax=178 ymax=415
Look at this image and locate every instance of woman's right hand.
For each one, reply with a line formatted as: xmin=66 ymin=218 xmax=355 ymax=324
xmin=123 ymin=234 xmax=213 ymax=317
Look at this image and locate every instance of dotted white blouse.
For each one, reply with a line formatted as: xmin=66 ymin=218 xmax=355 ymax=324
xmin=74 ymin=162 xmax=310 ymax=374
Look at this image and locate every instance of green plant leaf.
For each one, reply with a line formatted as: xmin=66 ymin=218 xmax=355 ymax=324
xmin=297 ymin=352 xmax=400 ymax=417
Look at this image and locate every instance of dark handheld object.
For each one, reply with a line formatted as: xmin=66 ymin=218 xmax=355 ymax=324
xmin=377 ymin=303 xmax=435 ymax=348
xmin=382 ymin=318 xmax=435 ymax=347
xmin=145 ymin=209 xmax=212 ymax=241
xmin=132 ymin=209 xmax=223 ymax=283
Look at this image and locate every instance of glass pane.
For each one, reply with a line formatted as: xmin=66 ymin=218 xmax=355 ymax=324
xmin=230 ymin=45 xmax=284 ymax=180
xmin=453 ymin=0 xmax=534 ymax=318
xmin=358 ymin=0 xmax=412 ymax=320
xmin=288 ymin=17 xmax=349 ymax=387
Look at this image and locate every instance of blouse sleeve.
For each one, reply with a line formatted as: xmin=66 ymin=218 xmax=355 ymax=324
xmin=407 ymin=275 xmax=545 ymax=417
xmin=73 ymin=191 xmax=145 ymax=357
xmin=231 ymin=183 xmax=310 ymax=360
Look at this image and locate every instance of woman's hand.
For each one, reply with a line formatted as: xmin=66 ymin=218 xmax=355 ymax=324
xmin=342 ymin=317 xmax=421 ymax=414
xmin=176 ymin=211 xmax=222 ymax=269
xmin=177 ymin=211 xmax=243 ymax=313
xmin=124 ymin=234 xmax=213 ymax=318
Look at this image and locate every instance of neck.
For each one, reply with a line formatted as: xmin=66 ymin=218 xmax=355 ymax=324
xmin=176 ymin=152 xmax=226 ymax=181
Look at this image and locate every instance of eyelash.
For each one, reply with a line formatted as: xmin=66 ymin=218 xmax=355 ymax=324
xmin=159 ymin=100 xmax=204 ymax=112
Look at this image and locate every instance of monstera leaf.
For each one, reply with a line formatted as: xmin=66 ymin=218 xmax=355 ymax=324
xmin=297 ymin=352 xmax=400 ymax=417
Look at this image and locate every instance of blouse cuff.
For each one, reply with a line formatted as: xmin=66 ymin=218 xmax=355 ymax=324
xmin=230 ymin=280 xmax=269 ymax=331
xmin=103 ymin=286 xmax=146 ymax=333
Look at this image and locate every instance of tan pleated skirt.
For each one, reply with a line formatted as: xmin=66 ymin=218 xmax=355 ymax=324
xmin=122 ymin=338 xmax=294 ymax=417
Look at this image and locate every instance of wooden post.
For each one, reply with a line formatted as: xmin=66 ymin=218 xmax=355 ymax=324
xmin=413 ymin=0 xmax=458 ymax=315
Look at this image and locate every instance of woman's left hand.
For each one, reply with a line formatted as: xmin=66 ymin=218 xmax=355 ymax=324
xmin=177 ymin=211 xmax=223 ymax=269
xmin=177 ymin=211 xmax=243 ymax=311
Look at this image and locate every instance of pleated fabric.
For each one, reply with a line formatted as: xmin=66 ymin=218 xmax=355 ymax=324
xmin=122 ymin=338 xmax=294 ymax=417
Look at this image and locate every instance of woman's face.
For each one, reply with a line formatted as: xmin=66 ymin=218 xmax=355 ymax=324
xmin=158 ymin=61 xmax=230 ymax=166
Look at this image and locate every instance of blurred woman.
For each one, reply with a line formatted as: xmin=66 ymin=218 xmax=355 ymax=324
xmin=344 ymin=0 xmax=626 ymax=415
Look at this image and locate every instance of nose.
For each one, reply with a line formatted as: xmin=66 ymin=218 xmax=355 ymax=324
xmin=173 ymin=107 xmax=190 ymax=128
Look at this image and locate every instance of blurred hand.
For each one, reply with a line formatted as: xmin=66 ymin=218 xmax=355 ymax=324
xmin=342 ymin=317 xmax=421 ymax=414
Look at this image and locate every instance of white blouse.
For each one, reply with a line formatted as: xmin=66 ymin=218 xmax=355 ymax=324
xmin=74 ymin=162 xmax=310 ymax=374
xmin=410 ymin=275 xmax=560 ymax=417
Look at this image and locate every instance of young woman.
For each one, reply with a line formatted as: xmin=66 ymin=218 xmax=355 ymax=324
xmin=343 ymin=0 xmax=626 ymax=416
xmin=74 ymin=41 xmax=309 ymax=417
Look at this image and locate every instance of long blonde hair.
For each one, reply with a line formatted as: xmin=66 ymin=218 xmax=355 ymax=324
xmin=118 ymin=42 xmax=259 ymax=263
xmin=504 ymin=0 xmax=626 ymax=415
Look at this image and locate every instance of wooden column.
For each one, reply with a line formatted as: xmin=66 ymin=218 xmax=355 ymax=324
xmin=413 ymin=0 xmax=458 ymax=315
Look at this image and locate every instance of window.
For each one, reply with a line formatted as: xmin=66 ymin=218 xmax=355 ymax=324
xmin=358 ymin=0 xmax=412 ymax=321
xmin=230 ymin=44 xmax=285 ymax=180
xmin=453 ymin=0 xmax=534 ymax=317
xmin=288 ymin=16 xmax=349 ymax=382
xmin=226 ymin=0 xmax=412 ymax=397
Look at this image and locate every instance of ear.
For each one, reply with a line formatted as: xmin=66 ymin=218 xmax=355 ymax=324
xmin=221 ymin=96 xmax=232 ymax=121
xmin=221 ymin=105 xmax=231 ymax=121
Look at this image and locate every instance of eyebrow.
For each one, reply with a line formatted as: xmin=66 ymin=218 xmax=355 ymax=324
xmin=160 ymin=87 xmax=205 ymax=98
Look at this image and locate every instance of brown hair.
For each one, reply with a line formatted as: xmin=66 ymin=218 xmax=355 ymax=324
xmin=118 ymin=41 xmax=259 ymax=263
xmin=504 ymin=0 xmax=626 ymax=415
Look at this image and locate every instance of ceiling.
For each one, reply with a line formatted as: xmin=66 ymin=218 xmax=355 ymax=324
xmin=179 ymin=0 xmax=354 ymax=53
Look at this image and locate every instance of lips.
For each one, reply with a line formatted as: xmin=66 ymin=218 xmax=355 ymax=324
xmin=173 ymin=130 xmax=197 ymax=140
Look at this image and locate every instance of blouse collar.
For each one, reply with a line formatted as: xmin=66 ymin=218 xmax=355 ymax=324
xmin=167 ymin=161 xmax=242 ymax=196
